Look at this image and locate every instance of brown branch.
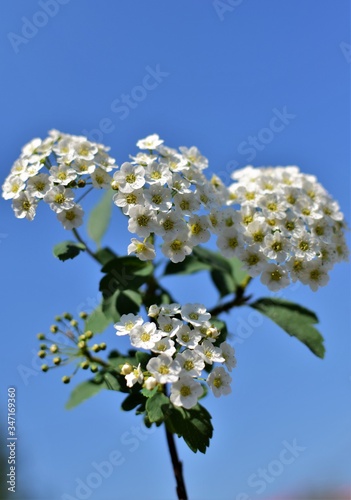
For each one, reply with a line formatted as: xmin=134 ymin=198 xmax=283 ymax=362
xmin=165 ymin=426 xmax=188 ymax=500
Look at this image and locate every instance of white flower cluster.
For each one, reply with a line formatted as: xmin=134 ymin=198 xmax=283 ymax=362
xmin=112 ymin=134 xmax=227 ymax=263
xmin=114 ymin=302 xmax=236 ymax=409
xmin=221 ymin=166 xmax=349 ymax=291
xmin=2 ymin=130 xmax=117 ymax=229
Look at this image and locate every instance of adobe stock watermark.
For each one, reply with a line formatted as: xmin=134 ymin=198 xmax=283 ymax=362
xmin=213 ymin=0 xmax=245 ymax=22
xmin=235 ymin=439 xmax=307 ymax=499
xmin=340 ymin=42 xmax=351 ymax=63
xmin=7 ymin=0 xmax=73 ymax=55
xmin=61 ymin=423 xmax=156 ymax=500
xmin=214 ymin=106 xmax=297 ymax=185
xmin=82 ymin=64 xmax=170 ymax=143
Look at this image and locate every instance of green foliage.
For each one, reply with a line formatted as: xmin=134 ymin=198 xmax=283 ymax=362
xmin=165 ymin=403 xmax=213 ymax=453
xmin=146 ymin=392 xmax=170 ymax=423
xmin=87 ymin=189 xmax=114 ymax=248
xmin=53 ymin=241 xmax=85 ymax=261
xmin=250 ymin=298 xmax=325 ymax=358
xmin=94 ymin=247 xmax=117 ymax=266
xmin=121 ymin=392 xmax=146 ymax=412
xmin=164 ymin=246 xmax=249 ymax=298
xmin=65 ymin=374 xmax=106 ymax=409
xmin=84 ymin=303 xmax=112 ymax=333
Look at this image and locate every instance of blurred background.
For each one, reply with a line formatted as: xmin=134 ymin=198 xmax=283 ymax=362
xmin=0 ymin=1 xmax=350 ymax=499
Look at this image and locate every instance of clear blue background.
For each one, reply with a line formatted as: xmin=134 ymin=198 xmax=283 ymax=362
xmin=0 ymin=1 xmax=350 ymax=499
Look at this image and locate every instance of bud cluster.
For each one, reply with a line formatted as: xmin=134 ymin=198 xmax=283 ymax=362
xmin=114 ymin=303 xmax=236 ymax=409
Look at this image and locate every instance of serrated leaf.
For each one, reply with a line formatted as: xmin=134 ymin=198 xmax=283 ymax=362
xmin=87 ymin=189 xmax=114 ymax=248
xmin=103 ymin=372 xmax=122 ymax=391
xmin=250 ymin=298 xmax=324 ymax=358
xmin=141 ymin=386 xmax=158 ymax=398
xmin=65 ymin=376 xmax=106 ymax=409
xmin=53 ymin=241 xmax=85 ymax=261
xmin=165 ymin=403 xmax=213 ymax=453
xmin=135 ymin=351 xmax=152 ymax=369
xmin=84 ymin=303 xmax=112 ymax=333
xmin=146 ymin=392 xmax=170 ymax=423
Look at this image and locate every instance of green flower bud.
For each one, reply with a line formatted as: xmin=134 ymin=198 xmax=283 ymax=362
xmin=37 ymin=333 xmax=45 ymax=340
xmin=77 ymin=179 xmax=86 ymax=188
xmin=50 ymin=344 xmax=58 ymax=353
xmin=62 ymin=376 xmax=70 ymax=384
xmin=38 ymin=350 xmax=46 ymax=359
xmin=99 ymin=342 xmax=107 ymax=350
xmin=50 ymin=325 xmax=58 ymax=334
xmin=90 ymin=365 xmax=98 ymax=373
xmin=41 ymin=364 xmax=49 ymax=372
xmin=85 ymin=330 xmax=93 ymax=339
xmin=79 ymin=311 xmax=88 ymax=319
xmin=53 ymin=357 xmax=61 ymax=365
xmin=78 ymin=334 xmax=86 ymax=341
xmin=80 ymin=361 xmax=90 ymax=370
xmin=78 ymin=341 xmax=86 ymax=349
xmin=70 ymin=319 xmax=78 ymax=328
xmin=40 ymin=344 xmax=47 ymax=350
xmin=111 ymin=180 xmax=119 ymax=190
xmin=54 ymin=315 xmax=62 ymax=322
xmin=63 ymin=312 xmax=73 ymax=320
xmin=91 ymin=344 xmax=100 ymax=352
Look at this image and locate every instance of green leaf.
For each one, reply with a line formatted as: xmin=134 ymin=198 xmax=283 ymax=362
xmin=135 ymin=351 xmax=152 ymax=369
xmin=164 ymin=254 xmax=211 ymax=276
xmin=100 ymin=257 xmax=153 ymax=297
xmin=53 ymin=241 xmax=85 ymax=261
xmin=210 ymin=269 xmax=235 ymax=298
xmin=94 ymin=247 xmax=117 ymax=266
xmin=84 ymin=303 xmax=112 ymax=333
xmin=250 ymin=298 xmax=325 ymax=358
xmin=121 ymin=393 xmax=146 ymax=411
xmin=141 ymin=386 xmax=158 ymax=398
xmin=65 ymin=375 xmax=106 ymax=409
xmin=228 ymin=256 xmax=250 ymax=286
xmin=103 ymin=372 xmax=122 ymax=392
xmin=101 ymin=289 xmax=142 ymax=322
xmin=165 ymin=403 xmax=213 ymax=453
xmin=146 ymin=392 xmax=170 ymax=423
xmin=87 ymin=189 xmax=114 ymax=248
xmin=193 ymin=246 xmax=232 ymax=273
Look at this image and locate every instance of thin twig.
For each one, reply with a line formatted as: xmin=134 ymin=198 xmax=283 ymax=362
xmin=165 ymin=426 xmax=188 ymax=500
xmin=72 ymin=228 xmax=101 ymax=264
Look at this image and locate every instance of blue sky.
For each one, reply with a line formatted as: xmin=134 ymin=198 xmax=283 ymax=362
xmin=0 ymin=1 xmax=350 ymax=499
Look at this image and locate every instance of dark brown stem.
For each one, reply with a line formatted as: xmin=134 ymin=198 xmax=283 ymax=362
xmin=165 ymin=426 xmax=188 ymax=500
xmin=209 ymin=283 xmax=252 ymax=318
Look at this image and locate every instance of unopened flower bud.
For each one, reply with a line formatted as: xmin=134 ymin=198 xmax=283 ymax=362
xmin=41 ymin=364 xmax=49 ymax=372
xmin=111 ymin=180 xmax=119 ymax=190
xmin=80 ymin=361 xmax=90 ymax=370
xmin=121 ymin=363 xmax=133 ymax=375
xmin=38 ymin=350 xmax=46 ymax=359
xmin=70 ymin=319 xmax=78 ymax=328
xmin=50 ymin=344 xmax=58 ymax=353
xmin=77 ymin=179 xmax=86 ymax=188
xmin=99 ymin=342 xmax=107 ymax=350
xmin=144 ymin=377 xmax=157 ymax=390
xmin=91 ymin=344 xmax=100 ymax=352
xmin=50 ymin=325 xmax=58 ymax=333
xmin=90 ymin=365 xmax=98 ymax=373
xmin=53 ymin=357 xmax=61 ymax=365
xmin=37 ymin=333 xmax=45 ymax=340
xmin=79 ymin=311 xmax=88 ymax=319
xmin=54 ymin=315 xmax=62 ymax=322
xmin=85 ymin=330 xmax=93 ymax=339
xmin=78 ymin=341 xmax=86 ymax=349
xmin=148 ymin=305 xmax=160 ymax=318
xmin=40 ymin=344 xmax=47 ymax=350
xmin=63 ymin=312 xmax=73 ymax=320
xmin=62 ymin=376 xmax=70 ymax=384
xmin=79 ymin=334 xmax=86 ymax=341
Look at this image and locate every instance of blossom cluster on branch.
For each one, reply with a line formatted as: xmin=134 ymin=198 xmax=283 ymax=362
xmin=2 ymin=131 xmax=348 ymax=291
xmin=115 ymin=302 xmax=236 ymax=409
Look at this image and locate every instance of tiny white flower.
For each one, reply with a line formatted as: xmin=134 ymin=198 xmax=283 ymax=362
xmin=170 ymin=376 xmax=204 ymax=409
xmin=220 ymin=342 xmax=237 ymax=372
xmin=49 ymin=165 xmax=77 ymax=186
xmin=151 ymin=337 xmax=176 ymax=356
xmin=2 ymin=175 xmax=25 ymax=200
xmin=179 ymin=146 xmax=208 ymax=170
xmin=157 ymin=315 xmax=182 ymax=337
xmin=148 ymin=304 xmax=161 ymax=318
xmin=137 ymin=134 xmax=164 ymax=150
xmin=144 ymin=376 xmax=157 ymax=390
xmin=128 ymin=206 xmax=158 ymax=238
xmin=113 ymin=189 xmax=144 ymax=215
xmin=12 ymin=192 xmax=38 ymax=220
xmin=161 ymin=232 xmax=193 ymax=263
xmin=114 ymin=314 xmax=143 ymax=336
xmin=176 ymin=325 xmax=202 ymax=349
xmin=181 ymin=303 xmax=211 ymax=326
xmin=260 ymin=263 xmax=290 ymax=291
xmin=146 ymin=354 xmax=181 ymax=384
xmin=145 ymin=162 xmax=172 ymax=186
xmin=143 ymin=185 xmax=172 ymax=212
xmin=187 ymin=215 xmax=211 ymax=245
xmin=300 ymin=262 xmax=330 ymax=291
xmin=43 ymin=186 xmax=75 ymax=213
xmin=173 ymin=192 xmax=201 ymax=216
xmin=195 ymin=340 xmax=225 ymax=365
xmin=113 ymin=162 xmax=145 ymax=193
xmin=72 ymin=158 xmax=96 ymax=175
xmin=155 ymin=211 xmax=187 ymax=237
xmin=130 ymin=322 xmax=161 ymax=350
xmin=176 ymin=350 xmax=205 ymax=377
xmin=207 ymin=367 xmax=232 ymax=397
xmin=216 ymin=228 xmax=243 ymax=258
xmin=91 ymin=167 xmax=112 ymax=189
xmin=127 ymin=238 xmax=156 ymax=261
xmin=26 ymin=173 xmax=52 ymax=198
xmin=125 ymin=364 xmax=144 ymax=388
xmin=57 ymin=204 xmax=84 ymax=230
xmin=160 ymin=303 xmax=181 ymax=316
